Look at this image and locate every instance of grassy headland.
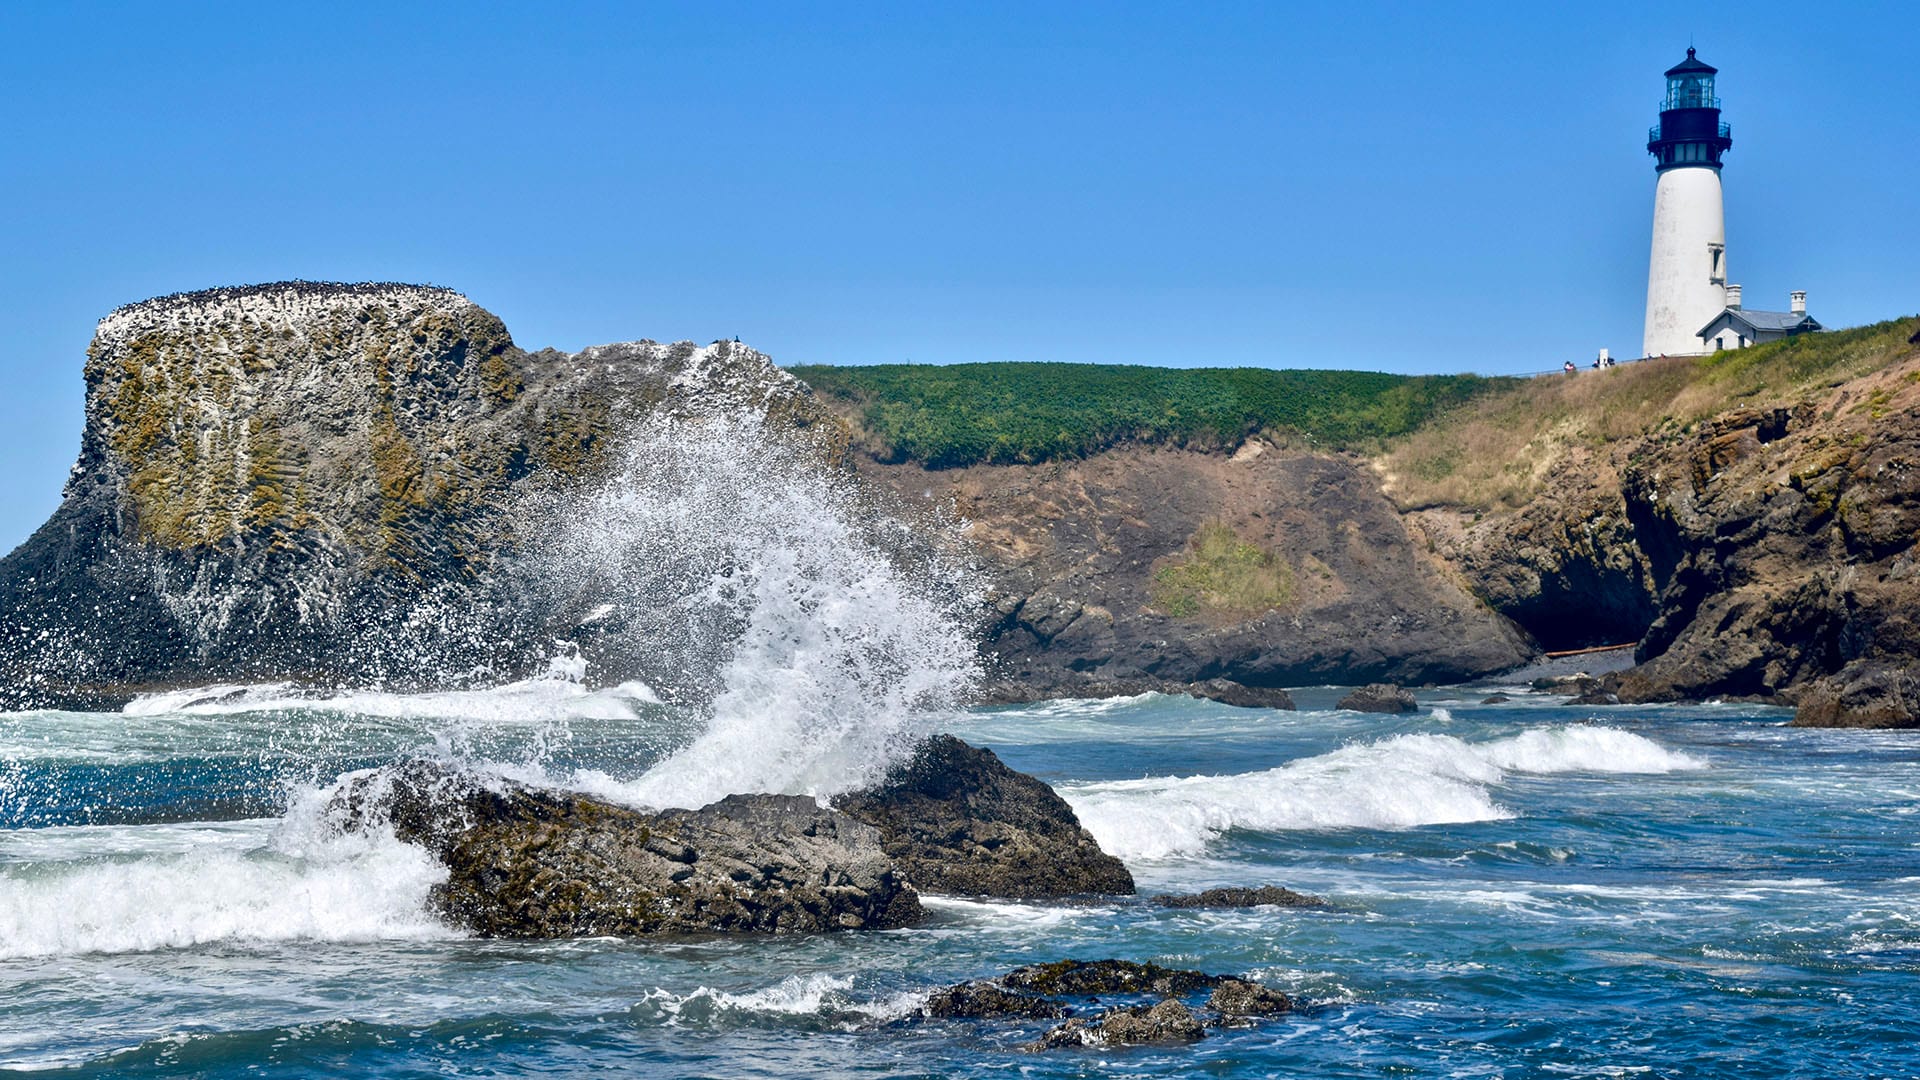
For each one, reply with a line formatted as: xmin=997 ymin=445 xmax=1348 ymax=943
xmin=788 ymin=363 xmax=1507 ymax=467
xmin=1379 ymin=316 xmax=1920 ymax=510
xmin=792 ymin=316 xmax=1919 ymax=512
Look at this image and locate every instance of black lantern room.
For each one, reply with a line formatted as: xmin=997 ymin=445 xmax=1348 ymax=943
xmin=1647 ymin=48 xmax=1733 ymax=171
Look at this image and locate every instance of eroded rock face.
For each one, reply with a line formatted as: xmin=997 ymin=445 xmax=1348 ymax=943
xmin=1426 ymin=332 xmax=1920 ymax=726
xmin=329 ymin=759 xmax=920 ymax=937
xmin=851 ymin=446 xmax=1535 ymax=701
xmin=836 ymin=735 xmax=1135 ymax=898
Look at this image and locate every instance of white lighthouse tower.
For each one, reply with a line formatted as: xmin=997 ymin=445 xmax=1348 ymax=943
xmin=1642 ymin=48 xmax=1734 ymax=358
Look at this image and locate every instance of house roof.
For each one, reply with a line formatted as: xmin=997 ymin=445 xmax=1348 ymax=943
xmin=1698 ymin=307 xmax=1821 ymax=339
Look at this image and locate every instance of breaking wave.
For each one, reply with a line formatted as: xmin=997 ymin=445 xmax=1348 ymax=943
xmin=0 ymin=819 xmax=452 ymax=959
xmin=1062 ymin=726 xmax=1706 ymax=861
xmin=510 ymin=412 xmax=981 ymax=809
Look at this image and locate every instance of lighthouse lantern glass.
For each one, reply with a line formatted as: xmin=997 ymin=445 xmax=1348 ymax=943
xmin=1665 ymin=73 xmax=1718 ymax=110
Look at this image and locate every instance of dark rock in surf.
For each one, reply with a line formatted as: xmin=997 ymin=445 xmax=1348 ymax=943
xmin=329 ymin=759 xmax=920 ymax=937
xmin=921 ymin=958 xmax=1290 ymax=1050
xmin=1191 ymin=678 xmax=1298 ymax=710
xmin=1207 ymin=978 xmax=1293 ymax=1020
xmin=1336 ymin=683 xmax=1418 ymax=713
xmin=921 ymin=981 xmax=1069 ymax=1020
xmin=1001 ymin=959 xmax=1224 ymax=996
xmin=1792 ymin=662 xmax=1920 ymax=729
xmin=1024 ymin=999 xmax=1207 ymax=1050
xmin=1151 ymin=885 xmax=1324 ymax=909
xmin=836 ymin=735 xmax=1135 ymax=899
xmin=1566 ymin=691 xmax=1621 ymax=706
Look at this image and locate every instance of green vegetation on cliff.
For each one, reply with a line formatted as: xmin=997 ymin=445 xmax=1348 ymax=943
xmin=1152 ymin=523 xmax=1296 ymax=619
xmin=1382 ymin=316 xmax=1920 ymax=511
xmin=788 ymin=363 xmax=1507 ymax=467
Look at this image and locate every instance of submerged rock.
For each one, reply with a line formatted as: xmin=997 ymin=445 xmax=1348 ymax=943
xmin=836 ymin=735 xmax=1135 ymax=898
xmin=1481 ymin=693 xmax=1512 ymax=704
xmin=329 ymin=760 xmax=920 ymax=937
xmin=1151 ymin=885 xmax=1324 ymax=909
xmin=1336 ymin=683 xmax=1418 ymax=713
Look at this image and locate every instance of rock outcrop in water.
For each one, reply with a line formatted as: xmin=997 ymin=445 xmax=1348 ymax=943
xmin=330 ymin=759 xmax=921 ymax=936
xmin=329 ymin=735 xmax=1131 ymax=937
xmin=914 ymin=959 xmax=1292 ymax=1051
xmin=836 ymin=734 xmax=1135 ymax=898
xmin=0 ymin=282 xmax=836 ymax=708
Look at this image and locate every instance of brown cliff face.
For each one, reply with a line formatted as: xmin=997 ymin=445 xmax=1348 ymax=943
xmin=1411 ymin=321 xmax=1920 ymax=728
xmin=854 ymin=441 xmax=1535 ymax=697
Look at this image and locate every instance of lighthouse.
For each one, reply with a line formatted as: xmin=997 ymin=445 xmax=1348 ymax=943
xmin=1642 ymin=48 xmax=1734 ymax=358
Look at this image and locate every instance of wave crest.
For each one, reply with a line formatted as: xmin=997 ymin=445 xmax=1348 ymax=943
xmin=1062 ymin=726 xmax=1704 ymax=861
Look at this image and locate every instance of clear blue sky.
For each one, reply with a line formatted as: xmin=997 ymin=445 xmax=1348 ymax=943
xmin=2 ymin=2 xmax=1915 ymax=549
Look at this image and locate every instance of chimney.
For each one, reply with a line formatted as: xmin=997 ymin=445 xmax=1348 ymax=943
xmin=1791 ymin=290 xmax=1807 ymax=315
xmin=1725 ymin=283 xmax=1742 ymax=310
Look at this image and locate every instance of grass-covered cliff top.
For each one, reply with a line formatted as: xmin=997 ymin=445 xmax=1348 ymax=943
xmin=1380 ymin=315 xmax=1920 ymax=511
xmin=787 ymin=362 xmax=1508 ymax=467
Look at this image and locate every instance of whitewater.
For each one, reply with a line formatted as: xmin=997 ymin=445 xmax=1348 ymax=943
xmin=2 ymin=685 xmax=1917 ymax=1076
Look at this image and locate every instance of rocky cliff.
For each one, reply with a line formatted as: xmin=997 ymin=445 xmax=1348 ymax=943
xmin=0 ymin=282 xmax=834 ymax=707
xmin=1401 ymin=318 xmax=1920 ymax=727
xmin=11 ymin=282 xmax=1914 ymax=723
xmin=854 ymin=444 xmax=1533 ymax=697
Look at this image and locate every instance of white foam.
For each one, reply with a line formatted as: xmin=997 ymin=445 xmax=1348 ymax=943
xmin=635 ymin=973 xmax=924 ymax=1024
xmin=1477 ymin=725 xmax=1705 ymax=773
xmin=1062 ymin=726 xmax=1705 ymax=861
xmin=519 ymin=412 xmax=980 ymax=810
xmin=0 ymin=826 xmax=453 ymax=959
xmin=119 ymin=664 xmax=658 ymax=725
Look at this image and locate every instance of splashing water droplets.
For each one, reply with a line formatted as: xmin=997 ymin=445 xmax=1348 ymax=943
xmin=514 ymin=411 xmax=980 ymax=808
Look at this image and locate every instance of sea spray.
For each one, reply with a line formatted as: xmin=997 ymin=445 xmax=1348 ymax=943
xmin=1063 ymin=725 xmax=1706 ymax=861
xmin=509 ymin=411 xmax=981 ymax=808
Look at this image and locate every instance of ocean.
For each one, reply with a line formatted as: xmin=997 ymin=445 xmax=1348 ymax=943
xmin=2 ymin=683 xmax=1915 ymax=1078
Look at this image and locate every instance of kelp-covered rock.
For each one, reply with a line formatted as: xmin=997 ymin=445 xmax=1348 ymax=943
xmin=836 ymin=735 xmax=1135 ymax=898
xmin=0 ymin=282 xmax=838 ymax=709
xmin=329 ymin=759 xmax=920 ymax=937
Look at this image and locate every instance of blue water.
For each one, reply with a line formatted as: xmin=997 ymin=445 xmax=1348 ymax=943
xmin=2 ymin=685 xmax=1916 ymax=1078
